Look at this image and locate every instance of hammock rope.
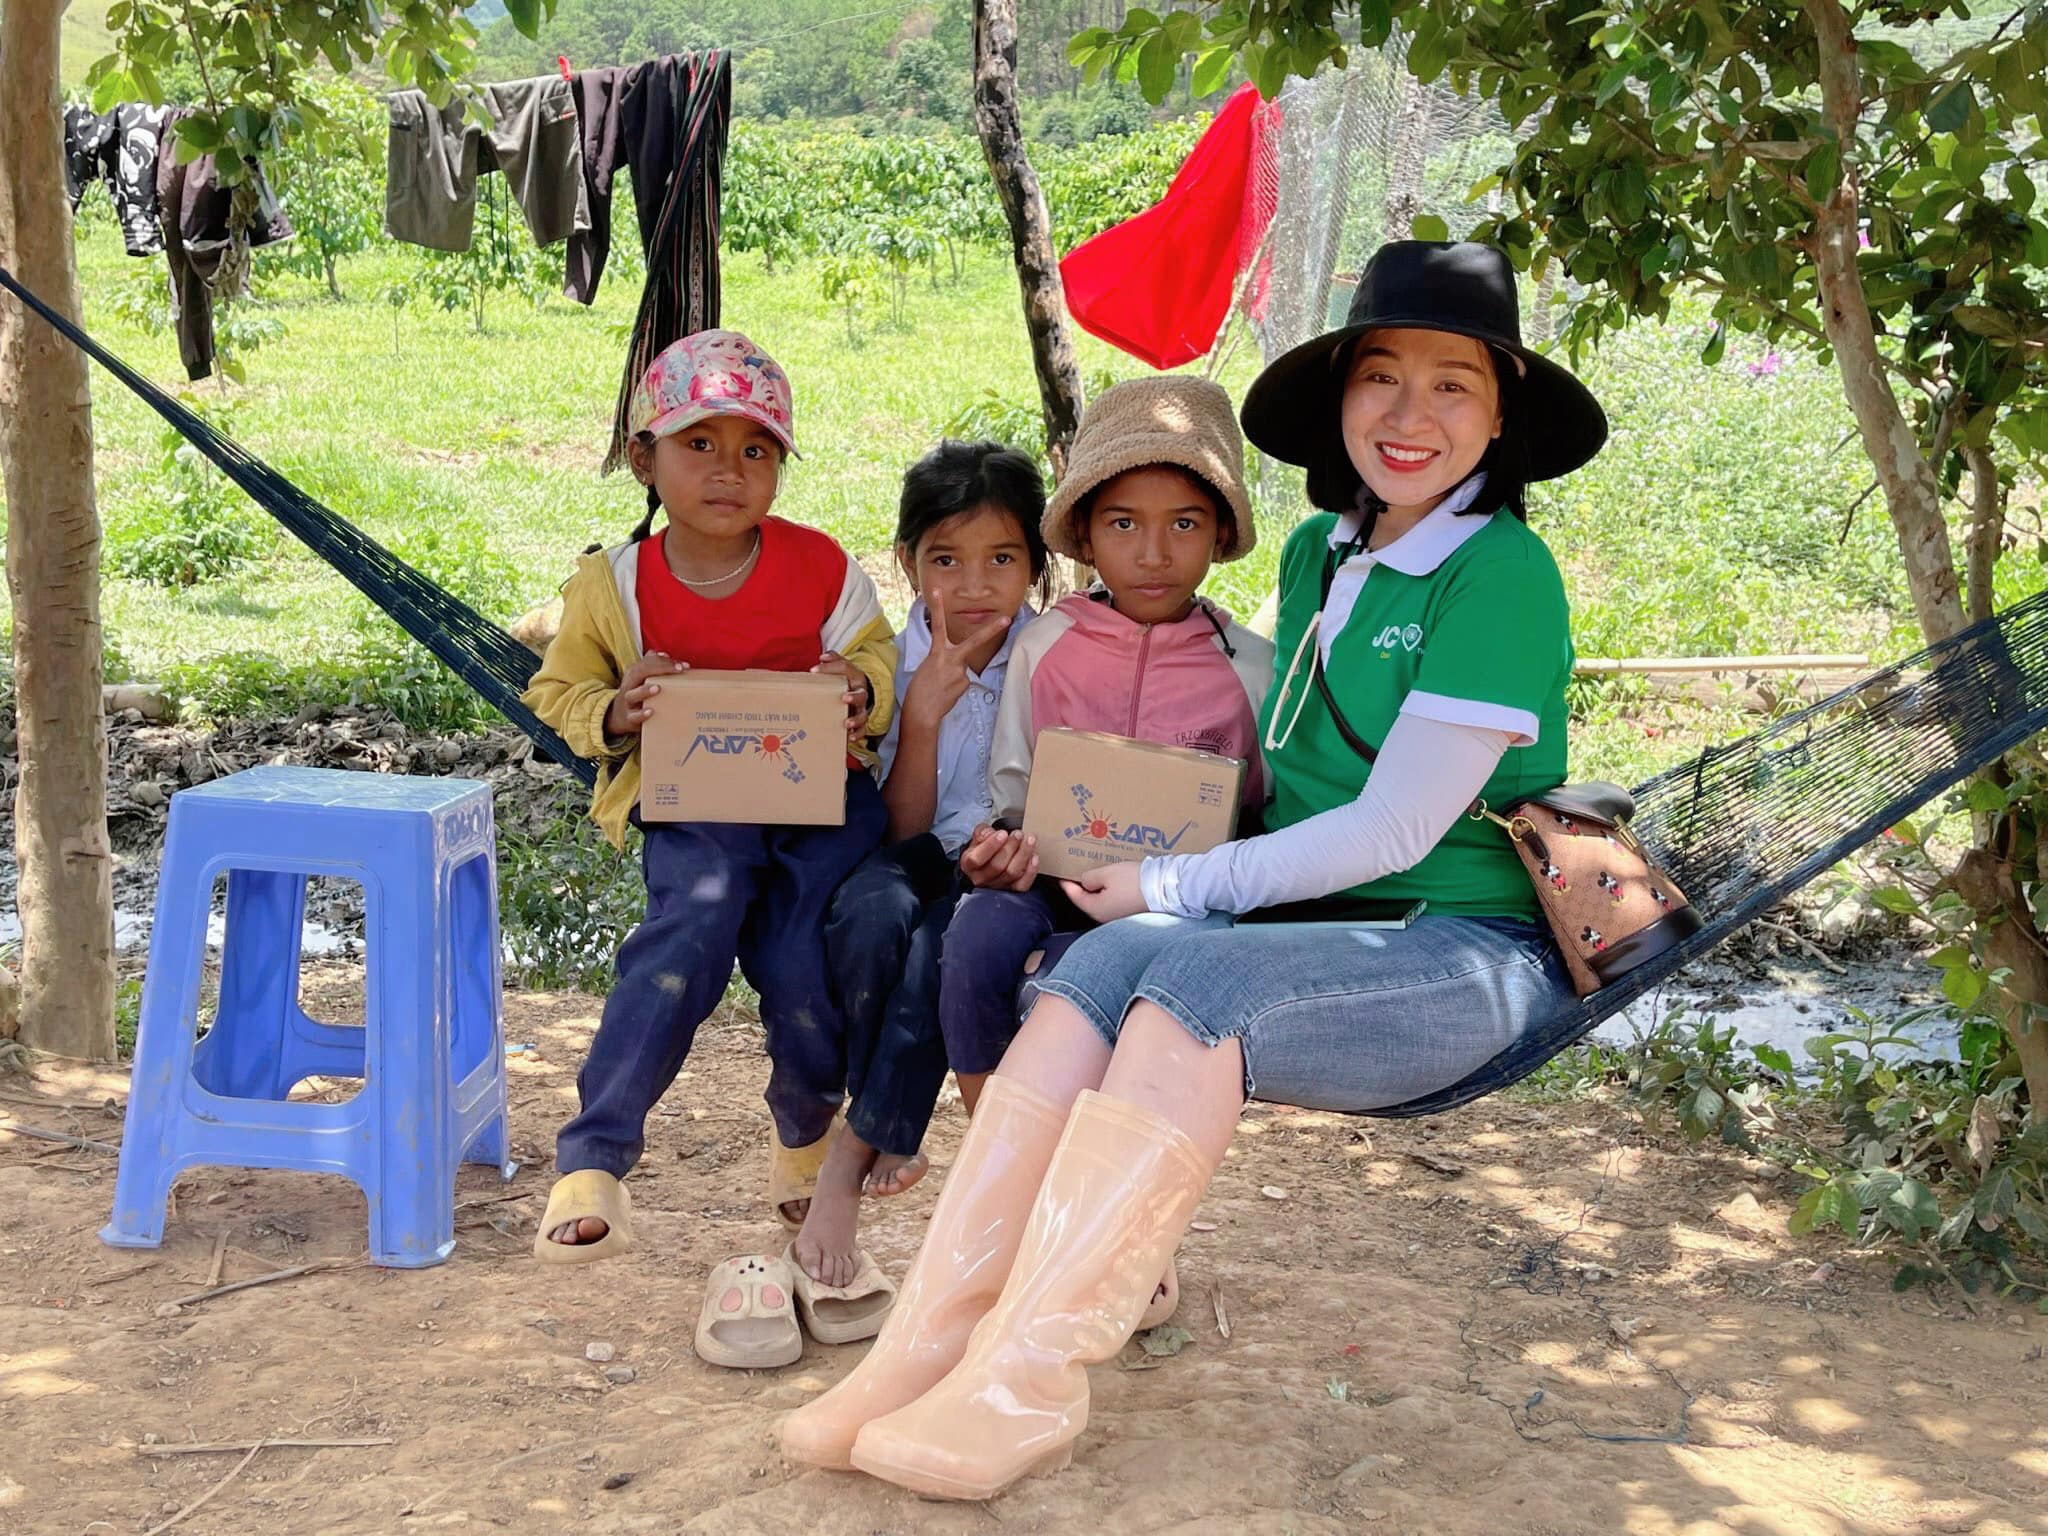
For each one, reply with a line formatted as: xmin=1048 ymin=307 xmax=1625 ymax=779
xmin=6 ymin=263 xmax=2044 ymax=1113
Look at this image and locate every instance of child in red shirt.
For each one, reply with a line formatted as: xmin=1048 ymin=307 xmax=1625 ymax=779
xmin=524 ymin=331 xmax=896 ymax=1263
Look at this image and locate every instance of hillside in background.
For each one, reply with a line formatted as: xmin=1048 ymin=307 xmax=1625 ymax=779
xmin=59 ymin=0 xmax=114 ymax=90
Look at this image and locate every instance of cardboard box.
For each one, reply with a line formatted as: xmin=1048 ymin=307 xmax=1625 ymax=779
xmin=640 ymin=669 xmax=848 ymax=825
xmin=1022 ymin=728 xmax=1244 ymax=881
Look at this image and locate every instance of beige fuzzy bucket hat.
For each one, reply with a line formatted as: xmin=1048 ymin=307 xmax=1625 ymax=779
xmin=1042 ymin=376 xmax=1256 ymax=562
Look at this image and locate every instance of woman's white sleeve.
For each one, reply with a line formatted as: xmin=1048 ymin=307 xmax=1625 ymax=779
xmin=1139 ymin=712 xmax=1514 ymax=918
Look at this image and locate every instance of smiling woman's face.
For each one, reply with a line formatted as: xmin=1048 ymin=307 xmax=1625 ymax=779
xmin=1340 ymin=327 xmax=1502 ymax=512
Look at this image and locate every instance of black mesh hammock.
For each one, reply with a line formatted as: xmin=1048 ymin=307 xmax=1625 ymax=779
xmin=6 ymin=263 xmax=2047 ymax=1116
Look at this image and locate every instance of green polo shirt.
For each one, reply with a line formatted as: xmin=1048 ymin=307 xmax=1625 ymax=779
xmin=1259 ymin=506 xmax=1573 ymax=919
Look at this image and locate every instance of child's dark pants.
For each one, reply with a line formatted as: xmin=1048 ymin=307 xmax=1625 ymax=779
xmin=823 ymin=833 xmax=963 ymax=1158
xmin=555 ymin=770 xmax=886 ymax=1178
xmin=937 ymin=882 xmax=1090 ymax=1075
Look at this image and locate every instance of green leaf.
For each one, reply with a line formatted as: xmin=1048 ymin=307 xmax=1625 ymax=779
xmin=1963 ymin=778 xmax=2009 ymax=814
xmin=90 ymin=66 xmax=132 ymax=115
xmin=1886 ymin=1178 xmax=1940 ymax=1242
xmin=1252 ymin=40 xmax=1290 ymax=98
xmin=1927 ymin=80 xmax=1974 ymax=136
xmin=1699 ymin=324 xmax=1726 ymax=366
xmin=504 ymin=0 xmax=544 ymax=39
xmin=1191 ymin=46 xmax=1234 ymax=98
xmin=1941 ymin=963 xmax=1985 ymax=1011
xmin=1411 ymin=213 xmax=1450 ymax=242
xmin=1595 ymin=60 xmax=1634 ymax=107
xmin=1804 ymin=140 xmax=1840 ymax=202
xmin=173 ymin=115 xmax=224 ymax=155
xmin=1951 ymin=306 xmax=2022 ymax=342
xmin=1067 ymin=28 xmax=1113 ymax=65
xmin=1752 ymin=1044 xmax=1796 ymax=1076
xmin=1869 ymin=885 xmax=1919 ymax=915
xmin=1137 ymin=31 xmax=1177 ymax=104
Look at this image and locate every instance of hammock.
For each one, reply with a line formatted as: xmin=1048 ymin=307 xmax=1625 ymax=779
xmin=5 ymin=264 xmax=2045 ymax=1115
xmin=0 ymin=263 xmax=592 ymax=790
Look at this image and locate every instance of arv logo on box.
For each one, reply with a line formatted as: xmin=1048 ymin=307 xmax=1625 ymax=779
xmin=681 ymin=728 xmax=810 ymax=784
xmin=1062 ymin=782 xmax=1196 ymax=852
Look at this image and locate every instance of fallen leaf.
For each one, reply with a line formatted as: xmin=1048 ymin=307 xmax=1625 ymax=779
xmin=1608 ymin=1316 xmax=1642 ymax=1346
xmin=1139 ymin=1325 xmax=1193 ymax=1358
xmin=1212 ymin=1286 xmax=1231 ymax=1341
xmin=1326 ymin=1377 xmax=1352 ymax=1402
xmin=1260 ymin=1185 xmax=1289 ymax=1201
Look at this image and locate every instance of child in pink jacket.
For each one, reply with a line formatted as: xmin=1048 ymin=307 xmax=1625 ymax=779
xmin=940 ymin=377 xmax=1273 ymax=1113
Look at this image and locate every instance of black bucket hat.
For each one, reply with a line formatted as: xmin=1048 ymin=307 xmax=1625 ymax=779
xmin=1240 ymin=240 xmax=1607 ymax=484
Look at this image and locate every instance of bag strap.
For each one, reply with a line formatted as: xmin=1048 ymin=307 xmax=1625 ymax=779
xmin=1314 ymin=529 xmax=1380 ymax=768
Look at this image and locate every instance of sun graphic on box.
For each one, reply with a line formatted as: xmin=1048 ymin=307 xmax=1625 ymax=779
xmin=680 ymin=727 xmax=810 ymax=784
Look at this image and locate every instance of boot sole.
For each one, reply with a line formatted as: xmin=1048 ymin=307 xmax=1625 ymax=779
xmin=850 ymin=1440 xmax=1073 ymax=1500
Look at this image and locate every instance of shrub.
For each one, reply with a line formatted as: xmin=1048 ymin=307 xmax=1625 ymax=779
xmin=105 ymin=404 xmax=274 ymax=589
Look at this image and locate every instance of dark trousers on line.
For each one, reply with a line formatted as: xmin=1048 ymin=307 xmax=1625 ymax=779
xmin=555 ymin=771 xmax=886 ymax=1178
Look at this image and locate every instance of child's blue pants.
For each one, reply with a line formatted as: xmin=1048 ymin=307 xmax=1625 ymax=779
xmin=555 ymin=770 xmax=886 ymax=1178
xmin=823 ymin=832 xmax=961 ymax=1159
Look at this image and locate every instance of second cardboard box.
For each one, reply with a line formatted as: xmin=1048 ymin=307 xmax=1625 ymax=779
xmin=1022 ymin=727 xmax=1244 ymax=881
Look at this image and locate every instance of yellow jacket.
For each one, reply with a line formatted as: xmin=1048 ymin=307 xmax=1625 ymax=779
xmin=522 ymin=535 xmax=897 ymax=848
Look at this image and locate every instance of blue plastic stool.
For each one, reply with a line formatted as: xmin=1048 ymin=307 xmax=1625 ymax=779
xmin=102 ymin=765 xmax=512 ymax=1267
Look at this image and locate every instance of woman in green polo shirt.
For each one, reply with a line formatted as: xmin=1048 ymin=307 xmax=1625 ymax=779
xmin=778 ymin=242 xmax=1609 ymax=1502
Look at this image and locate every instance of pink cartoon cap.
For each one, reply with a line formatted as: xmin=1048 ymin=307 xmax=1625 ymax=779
xmin=628 ymin=329 xmax=799 ymax=457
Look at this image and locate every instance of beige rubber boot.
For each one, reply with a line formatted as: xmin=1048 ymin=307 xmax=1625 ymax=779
xmin=849 ymin=1090 xmax=1215 ymax=1500
xmin=778 ymin=1075 xmax=1067 ymax=1471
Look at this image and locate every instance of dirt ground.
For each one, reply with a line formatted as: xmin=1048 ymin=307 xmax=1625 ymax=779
xmin=3 ymin=979 xmax=2046 ymax=1536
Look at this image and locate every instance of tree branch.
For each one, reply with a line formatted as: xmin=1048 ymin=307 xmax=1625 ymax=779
xmin=1962 ymin=442 xmax=2005 ymax=623
xmin=1803 ymin=0 xmax=1966 ymax=644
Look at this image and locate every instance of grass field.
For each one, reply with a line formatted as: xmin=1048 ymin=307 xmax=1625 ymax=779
xmin=58 ymin=0 xmax=115 ymax=90
xmin=6 ymin=205 xmax=2001 ymax=784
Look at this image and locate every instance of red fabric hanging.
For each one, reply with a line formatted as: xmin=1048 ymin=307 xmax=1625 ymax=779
xmin=1059 ymin=84 xmax=1277 ymax=371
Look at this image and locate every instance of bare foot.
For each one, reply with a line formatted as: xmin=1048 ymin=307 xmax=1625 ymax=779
xmin=861 ymin=1150 xmax=929 ymax=1198
xmin=790 ymin=1128 xmax=875 ymax=1288
xmin=547 ymin=1216 xmax=609 ymax=1246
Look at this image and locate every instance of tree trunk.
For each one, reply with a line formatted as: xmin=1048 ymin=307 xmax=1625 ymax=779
xmin=0 ymin=0 xmax=118 ymax=1061
xmin=972 ymin=0 xmax=1086 ymax=476
xmin=1806 ymin=0 xmax=1965 ymax=647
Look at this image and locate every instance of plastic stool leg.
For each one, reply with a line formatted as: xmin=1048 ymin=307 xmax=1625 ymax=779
xmin=192 ymin=869 xmax=307 ymax=1100
xmin=363 ymin=885 xmax=456 ymax=1268
xmin=102 ymin=849 xmax=213 ymax=1250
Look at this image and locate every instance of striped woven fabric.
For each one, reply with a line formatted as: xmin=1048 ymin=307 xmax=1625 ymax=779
xmin=603 ymin=49 xmax=733 ymax=479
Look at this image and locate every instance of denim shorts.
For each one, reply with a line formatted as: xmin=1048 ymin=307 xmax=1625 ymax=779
xmin=1024 ymin=912 xmax=1576 ymax=1113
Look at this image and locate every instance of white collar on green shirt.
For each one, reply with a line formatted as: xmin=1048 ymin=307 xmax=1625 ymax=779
xmin=1327 ymin=471 xmax=1492 ymax=576
xmin=1318 ymin=474 xmax=1493 ymax=665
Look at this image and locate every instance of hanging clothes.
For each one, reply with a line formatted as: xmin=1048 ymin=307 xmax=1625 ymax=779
xmin=603 ymin=49 xmax=732 ymax=472
xmin=383 ymin=78 xmax=590 ymax=254
xmin=384 ymin=93 xmax=481 ymax=252
xmin=98 ymin=103 xmax=176 ymax=257
xmin=480 ymin=77 xmax=591 ymax=248
xmin=64 ymin=105 xmax=111 ymax=213
xmin=1058 ymin=84 xmax=1278 ymax=370
xmin=156 ymin=111 xmax=294 ymax=381
xmin=565 ymin=65 xmax=630 ymax=305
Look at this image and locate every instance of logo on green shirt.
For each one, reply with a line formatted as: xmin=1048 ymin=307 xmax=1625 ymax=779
xmin=1370 ymin=622 xmax=1425 ymax=655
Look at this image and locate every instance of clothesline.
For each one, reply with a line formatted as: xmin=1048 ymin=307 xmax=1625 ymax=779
xmin=64 ymin=50 xmax=732 ymax=462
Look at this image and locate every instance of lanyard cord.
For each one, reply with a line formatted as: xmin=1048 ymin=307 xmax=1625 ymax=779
xmin=1263 ymin=500 xmax=1380 ymax=754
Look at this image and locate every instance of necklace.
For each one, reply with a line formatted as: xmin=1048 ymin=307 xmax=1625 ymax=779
xmin=673 ymin=531 xmax=761 ymax=589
